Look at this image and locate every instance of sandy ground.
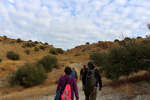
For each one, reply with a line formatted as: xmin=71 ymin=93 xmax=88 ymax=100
xmin=38 ymin=81 xmax=150 ymax=100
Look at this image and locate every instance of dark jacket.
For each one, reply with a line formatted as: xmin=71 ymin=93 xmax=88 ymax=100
xmin=82 ymin=66 xmax=102 ymax=88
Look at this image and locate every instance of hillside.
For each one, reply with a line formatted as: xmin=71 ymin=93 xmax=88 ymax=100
xmin=0 ymin=36 xmax=150 ymax=100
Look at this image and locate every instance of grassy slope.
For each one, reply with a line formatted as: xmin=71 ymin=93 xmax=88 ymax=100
xmin=0 ymin=36 xmax=149 ymax=99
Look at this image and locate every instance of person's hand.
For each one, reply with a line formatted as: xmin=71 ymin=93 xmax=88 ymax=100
xmin=99 ymin=87 xmax=102 ymax=91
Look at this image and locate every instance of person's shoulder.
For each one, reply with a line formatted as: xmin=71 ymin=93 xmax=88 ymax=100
xmin=60 ymin=75 xmax=65 ymax=80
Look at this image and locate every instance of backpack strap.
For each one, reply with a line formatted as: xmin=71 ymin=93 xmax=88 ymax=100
xmin=60 ymin=75 xmax=72 ymax=94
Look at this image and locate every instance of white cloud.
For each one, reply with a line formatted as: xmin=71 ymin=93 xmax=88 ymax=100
xmin=0 ymin=0 xmax=150 ymax=50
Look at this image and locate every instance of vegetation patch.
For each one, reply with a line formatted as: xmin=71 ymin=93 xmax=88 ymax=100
xmin=7 ymin=51 xmax=20 ymax=60
xmin=25 ymin=49 xmax=30 ymax=55
xmin=37 ymin=55 xmax=58 ymax=72
xmin=56 ymin=48 xmax=64 ymax=54
xmin=90 ymin=39 xmax=150 ymax=81
xmin=49 ymin=48 xmax=58 ymax=55
xmin=9 ymin=63 xmax=47 ymax=88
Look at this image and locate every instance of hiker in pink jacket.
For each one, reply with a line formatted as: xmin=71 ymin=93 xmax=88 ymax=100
xmin=56 ymin=66 xmax=79 ymax=100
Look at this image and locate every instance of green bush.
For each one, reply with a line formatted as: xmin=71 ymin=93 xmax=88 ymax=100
xmin=34 ymin=47 xmax=39 ymax=52
xmin=39 ymin=46 xmax=45 ymax=51
xmin=17 ymin=38 xmax=22 ymax=43
xmin=90 ymin=41 xmax=150 ymax=81
xmin=86 ymin=42 xmax=90 ymax=45
xmin=7 ymin=51 xmax=20 ymax=60
xmin=45 ymin=42 xmax=48 ymax=45
xmin=37 ymin=55 xmax=58 ymax=72
xmin=9 ymin=63 xmax=47 ymax=87
xmin=25 ymin=50 xmax=30 ymax=55
xmin=3 ymin=35 xmax=7 ymax=40
xmin=0 ymin=58 xmax=2 ymax=62
xmin=49 ymin=49 xmax=58 ymax=55
xmin=22 ymin=45 xmax=26 ymax=48
xmin=34 ymin=41 xmax=38 ymax=44
xmin=25 ymin=43 xmax=36 ymax=48
xmin=137 ymin=36 xmax=142 ymax=39
xmin=56 ymin=48 xmax=64 ymax=54
xmin=114 ymin=39 xmax=119 ymax=42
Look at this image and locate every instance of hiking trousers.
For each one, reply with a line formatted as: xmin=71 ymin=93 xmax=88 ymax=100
xmin=84 ymin=86 xmax=97 ymax=100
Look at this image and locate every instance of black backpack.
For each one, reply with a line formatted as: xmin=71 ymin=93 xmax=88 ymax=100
xmin=85 ymin=68 xmax=96 ymax=88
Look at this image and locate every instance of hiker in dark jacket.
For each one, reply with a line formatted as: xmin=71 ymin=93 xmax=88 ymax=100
xmin=82 ymin=61 xmax=102 ymax=100
xmin=80 ymin=65 xmax=86 ymax=80
xmin=56 ymin=66 xmax=79 ymax=100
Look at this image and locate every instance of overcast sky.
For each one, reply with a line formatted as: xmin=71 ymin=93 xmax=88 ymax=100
xmin=0 ymin=0 xmax=150 ymax=50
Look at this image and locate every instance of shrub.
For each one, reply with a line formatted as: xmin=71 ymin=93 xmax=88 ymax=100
xmin=22 ymin=45 xmax=26 ymax=48
xmin=74 ymin=53 xmax=81 ymax=56
xmin=49 ymin=49 xmax=58 ymax=55
xmin=37 ymin=55 xmax=58 ymax=72
xmin=0 ymin=39 xmax=1 ymax=42
xmin=39 ymin=46 xmax=45 ymax=51
xmin=86 ymin=42 xmax=90 ymax=45
xmin=114 ymin=39 xmax=119 ymax=42
xmin=25 ymin=43 xmax=36 ymax=48
xmin=3 ymin=35 xmax=7 ymax=40
xmin=0 ymin=58 xmax=2 ymax=62
xmin=137 ymin=36 xmax=142 ymax=39
xmin=10 ymin=41 xmax=15 ymax=44
xmin=7 ymin=51 xmax=20 ymax=60
xmin=34 ymin=41 xmax=38 ymax=44
xmin=56 ymin=48 xmax=64 ymax=54
xmin=34 ymin=47 xmax=39 ymax=52
xmin=90 ymin=41 xmax=150 ymax=81
xmin=45 ymin=42 xmax=48 ymax=45
xmin=25 ymin=50 xmax=30 ymax=55
xmin=28 ymin=40 xmax=32 ymax=42
xmin=9 ymin=63 xmax=47 ymax=87
xmin=17 ymin=38 xmax=22 ymax=43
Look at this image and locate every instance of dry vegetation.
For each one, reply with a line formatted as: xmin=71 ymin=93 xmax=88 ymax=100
xmin=0 ymin=36 xmax=150 ymax=99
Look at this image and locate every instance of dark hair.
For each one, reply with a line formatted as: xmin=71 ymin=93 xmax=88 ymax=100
xmin=88 ymin=61 xmax=94 ymax=66
xmin=83 ymin=65 xmax=86 ymax=68
xmin=64 ymin=66 xmax=72 ymax=75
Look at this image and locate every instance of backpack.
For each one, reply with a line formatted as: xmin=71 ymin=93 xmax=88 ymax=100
xmin=85 ymin=68 xmax=96 ymax=88
xmin=54 ymin=75 xmax=72 ymax=100
xmin=71 ymin=71 xmax=78 ymax=80
xmin=61 ymin=84 xmax=71 ymax=100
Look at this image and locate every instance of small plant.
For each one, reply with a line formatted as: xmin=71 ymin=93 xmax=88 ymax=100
xmin=45 ymin=42 xmax=48 ymax=45
xmin=28 ymin=40 xmax=32 ymax=42
xmin=34 ymin=41 xmax=38 ymax=44
xmin=0 ymin=58 xmax=2 ymax=62
xmin=25 ymin=50 xmax=30 ymax=55
xmin=137 ymin=36 xmax=142 ymax=39
xmin=34 ymin=47 xmax=39 ymax=52
xmin=10 ymin=41 xmax=15 ymax=44
xmin=9 ymin=63 xmax=47 ymax=87
xmin=74 ymin=53 xmax=81 ymax=56
xmin=114 ymin=39 xmax=119 ymax=42
xmin=39 ymin=46 xmax=45 ymax=51
xmin=22 ymin=45 xmax=26 ymax=48
xmin=0 ymin=39 xmax=2 ymax=42
xmin=86 ymin=42 xmax=90 ymax=45
xmin=17 ymin=38 xmax=22 ymax=43
xmin=49 ymin=49 xmax=58 ymax=55
xmin=25 ymin=43 xmax=36 ymax=48
xmin=3 ymin=35 xmax=7 ymax=40
xmin=56 ymin=48 xmax=64 ymax=54
xmin=7 ymin=51 xmax=20 ymax=60
xmin=37 ymin=55 xmax=58 ymax=72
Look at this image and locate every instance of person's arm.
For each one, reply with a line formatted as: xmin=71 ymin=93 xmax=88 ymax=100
xmin=82 ymin=68 xmax=87 ymax=85
xmin=95 ymin=69 xmax=102 ymax=89
xmin=73 ymin=77 xmax=79 ymax=99
xmin=56 ymin=77 xmax=61 ymax=93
